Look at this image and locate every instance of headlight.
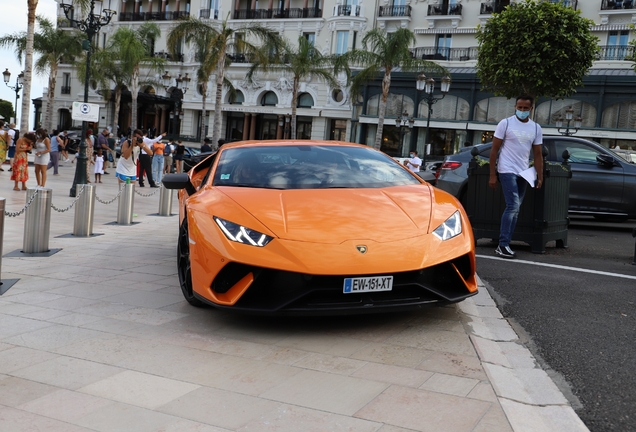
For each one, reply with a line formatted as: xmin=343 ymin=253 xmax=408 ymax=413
xmin=433 ymin=211 xmax=462 ymax=241
xmin=214 ymin=217 xmax=273 ymax=247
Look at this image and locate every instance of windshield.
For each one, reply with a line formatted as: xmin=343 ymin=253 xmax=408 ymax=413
xmin=212 ymin=145 xmax=422 ymax=189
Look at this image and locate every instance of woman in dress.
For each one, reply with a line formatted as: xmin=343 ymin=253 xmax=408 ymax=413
xmin=11 ymin=132 xmax=35 ymax=191
xmin=85 ymin=129 xmax=94 ymax=183
xmin=174 ymin=140 xmax=185 ymax=173
xmin=0 ymin=120 xmax=8 ymax=171
xmin=33 ymin=128 xmax=51 ymax=186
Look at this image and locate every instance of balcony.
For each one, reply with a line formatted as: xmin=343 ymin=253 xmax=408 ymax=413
xmin=601 ymin=0 xmax=634 ymax=9
xmin=545 ymin=0 xmax=577 ymax=9
xmin=199 ymin=9 xmax=220 ymax=19
xmin=378 ymin=5 xmax=412 ymax=17
xmin=411 ymin=46 xmax=478 ymax=61
xmin=152 ymin=51 xmax=184 ymax=62
xmin=427 ymin=3 xmax=463 ymax=15
xmin=334 ymin=5 xmax=361 ymax=16
xmin=597 ymin=44 xmax=635 ymax=60
xmin=61 ymin=86 xmax=71 ymax=95
xmin=479 ymin=1 xmax=510 ymax=14
xmin=232 ymin=7 xmax=322 ymax=19
xmin=118 ymin=11 xmax=190 ymax=22
xmin=227 ymin=53 xmax=254 ymax=63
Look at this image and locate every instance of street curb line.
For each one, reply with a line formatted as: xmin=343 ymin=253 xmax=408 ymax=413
xmin=457 ymin=275 xmax=590 ymax=432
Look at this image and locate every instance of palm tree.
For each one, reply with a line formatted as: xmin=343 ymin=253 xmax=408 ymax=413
xmin=247 ymin=36 xmax=339 ymax=139
xmin=34 ymin=17 xmax=83 ymax=131
xmin=108 ymin=23 xmax=165 ymax=130
xmin=21 ymin=0 xmax=38 ymax=132
xmin=336 ymin=28 xmax=445 ymax=150
xmin=167 ymin=16 xmax=281 ymax=146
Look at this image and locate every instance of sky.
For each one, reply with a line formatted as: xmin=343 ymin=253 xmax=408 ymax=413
xmin=0 ymin=0 xmax=58 ymax=125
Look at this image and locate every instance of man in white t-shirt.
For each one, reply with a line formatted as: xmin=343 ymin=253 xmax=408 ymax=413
xmin=7 ymin=123 xmax=17 ymax=171
xmin=489 ymin=95 xmax=544 ymax=259
xmin=404 ymin=150 xmax=422 ymax=172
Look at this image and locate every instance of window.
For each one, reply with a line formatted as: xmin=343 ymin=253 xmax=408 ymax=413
xmin=332 ymin=89 xmax=344 ymax=103
xmin=61 ymin=73 xmax=71 ymax=94
xmin=261 ymin=91 xmax=278 ymax=106
xmin=352 ymin=32 xmax=357 ymax=50
xmin=435 ymin=34 xmax=451 ymax=59
xmin=553 ymin=140 xmax=602 ymax=164
xmin=336 ymin=31 xmax=349 ymax=55
xmin=229 ymin=90 xmax=244 ymax=105
xmin=297 ymin=93 xmax=314 ymax=108
xmin=607 ymin=31 xmax=630 ymax=60
xmin=304 ymin=33 xmax=316 ymax=46
xmin=330 ymin=119 xmax=347 ymax=141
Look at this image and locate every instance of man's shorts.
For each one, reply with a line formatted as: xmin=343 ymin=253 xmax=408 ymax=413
xmin=116 ymin=173 xmax=137 ymax=182
xmin=8 ymin=147 xmax=15 ymax=158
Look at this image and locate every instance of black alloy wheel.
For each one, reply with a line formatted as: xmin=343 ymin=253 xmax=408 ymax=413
xmin=177 ymin=215 xmax=206 ymax=307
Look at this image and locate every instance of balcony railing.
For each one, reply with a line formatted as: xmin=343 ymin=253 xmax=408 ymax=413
xmin=480 ymin=2 xmax=509 ymax=14
xmin=152 ymin=51 xmax=184 ymax=62
xmin=545 ymin=0 xmax=577 ymax=9
xmin=427 ymin=3 xmax=463 ymax=15
xmin=199 ymin=9 xmax=220 ymax=19
xmin=227 ymin=53 xmax=254 ymax=63
xmin=378 ymin=5 xmax=412 ymax=17
xmin=118 ymin=11 xmax=190 ymax=22
xmin=601 ymin=0 xmax=635 ymax=10
xmin=334 ymin=5 xmax=361 ymax=16
xmin=411 ymin=46 xmax=478 ymax=61
xmin=61 ymin=86 xmax=71 ymax=95
xmin=233 ymin=7 xmax=322 ymax=19
xmin=597 ymin=44 xmax=635 ymax=60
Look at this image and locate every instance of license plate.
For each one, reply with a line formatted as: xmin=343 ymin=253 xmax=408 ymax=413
xmin=343 ymin=276 xmax=393 ymax=293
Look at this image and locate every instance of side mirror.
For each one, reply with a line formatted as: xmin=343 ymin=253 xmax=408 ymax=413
xmin=596 ymin=154 xmax=616 ymax=167
xmin=162 ymin=173 xmax=196 ymax=195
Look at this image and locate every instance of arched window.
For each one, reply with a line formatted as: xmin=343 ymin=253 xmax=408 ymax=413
xmin=297 ymin=93 xmax=314 ymax=108
xmin=473 ymin=97 xmax=516 ymax=123
xmin=418 ymin=95 xmax=469 ymax=120
xmin=535 ymin=99 xmax=596 ymax=127
xmin=366 ymin=93 xmax=414 ymax=117
xmin=261 ymin=91 xmax=278 ymax=106
xmin=229 ymin=90 xmax=244 ymax=105
xmin=601 ymin=101 xmax=636 ymax=129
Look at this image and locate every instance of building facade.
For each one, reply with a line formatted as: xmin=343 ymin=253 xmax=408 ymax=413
xmin=47 ymin=0 xmax=636 ymax=158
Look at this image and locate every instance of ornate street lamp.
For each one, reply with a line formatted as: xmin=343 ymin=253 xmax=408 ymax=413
xmin=556 ymin=106 xmax=582 ymax=136
xmin=163 ymin=72 xmax=190 ymax=138
xmin=416 ymin=74 xmax=451 ymax=165
xmin=3 ymin=69 xmax=24 ymax=124
xmin=60 ymin=0 xmax=116 ymax=197
xmin=395 ymin=110 xmax=414 ymax=157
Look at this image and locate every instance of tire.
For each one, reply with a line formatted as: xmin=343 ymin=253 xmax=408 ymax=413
xmin=177 ymin=215 xmax=206 ymax=307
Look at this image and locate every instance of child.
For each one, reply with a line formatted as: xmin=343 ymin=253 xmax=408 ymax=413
xmin=94 ymin=148 xmax=104 ymax=183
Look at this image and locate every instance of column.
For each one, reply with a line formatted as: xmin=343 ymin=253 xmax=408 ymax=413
xmin=154 ymin=107 xmax=160 ymax=130
xmin=176 ymin=0 xmax=181 ymax=11
xmin=160 ymin=106 xmax=167 ymax=132
xmin=235 ymin=0 xmax=241 ymax=13
xmin=276 ymin=116 xmax=283 ymax=139
xmin=250 ymin=114 xmax=257 ymax=140
xmin=134 ymin=0 xmax=141 ymax=13
xmin=161 ymin=0 xmax=166 ymax=12
xmin=251 ymin=0 xmax=256 ymax=9
xmin=243 ymin=113 xmax=251 ymax=140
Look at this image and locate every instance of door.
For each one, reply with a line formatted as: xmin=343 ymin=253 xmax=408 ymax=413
xmin=547 ymin=138 xmax=626 ymax=215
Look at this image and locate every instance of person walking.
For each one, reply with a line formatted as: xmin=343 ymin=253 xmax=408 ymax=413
xmin=59 ymin=130 xmax=70 ymax=162
xmin=47 ymin=130 xmax=63 ymax=175
xmin=7 ymin=123 xmax=17 ymax=171
xmin=94 ymin=148 xmax=104 ymax=183
xmin=33 ymin=128 xmax=51 ymax=187
xmin=403 ymin=150 xmax=422 ymax=172
xmin=84 ymin=129 xmax=95 ymax=182
xmin=107 ymin=133 xmax=116 ymax=169
xmin=151 ymin=139 xmax=166 ymax=185
xmin=163 ymin=139 xmax=174 ymax=175
xmin=96 ymin=129 xmax=111 ymax=174
xmin=174 ymin=140 xmax=185 ymax=173
xmin=11 ymin=132 xmax=35 ymax=191
xmin=116 ymin=129 xmax=153 ymax=184
xmin=0 ymin=120 xmax=9 ymax=171
xmin=489 ymin=95 xmax=544 ymax=259
xmin=139 ymin=129 xmax=164 ymax=188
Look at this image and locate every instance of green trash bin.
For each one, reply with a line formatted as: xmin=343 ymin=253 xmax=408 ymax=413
xmin=463 ymin=149 xmax=571 ymax=254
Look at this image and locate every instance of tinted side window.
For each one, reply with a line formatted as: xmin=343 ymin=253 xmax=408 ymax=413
xmin=553 ymin=140 xmax=602 ymax=164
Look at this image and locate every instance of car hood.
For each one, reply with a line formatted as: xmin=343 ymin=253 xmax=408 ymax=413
xmin=218 ymin=186 xmax=433 ymax=244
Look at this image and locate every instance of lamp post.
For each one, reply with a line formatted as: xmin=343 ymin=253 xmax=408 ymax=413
xmin=61 ymin=0 xmax=116 ymax=197
xmin=556 ymin=106 xmax=582 ymax=136
xmin=162 ymin=71 xmax=190 ymax=139
xmin=416 ymin=73 xmax=451 ymax=166
xmin=2 ymin=69 xmax=24 ymax=125
xmin=395 ymin=110 xmax=414 ymax=157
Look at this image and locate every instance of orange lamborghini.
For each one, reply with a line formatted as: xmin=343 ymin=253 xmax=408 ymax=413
xmin=162 ymin=140 xmax=477 ymax=314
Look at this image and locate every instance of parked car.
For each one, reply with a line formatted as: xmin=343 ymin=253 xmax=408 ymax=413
xmin=436 ymin=136 xmax=636 ymax=221
xmin=613 ymin=149 xmax=636 ymax=164
xmin=393 ymin=157 xmax=437 ymax=185
xmin=162 ymin=140 xmax=477 ymax=313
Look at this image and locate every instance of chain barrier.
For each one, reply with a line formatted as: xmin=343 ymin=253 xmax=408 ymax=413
xmin=135 ymin=188 xmax=160 ymax=198
xmin=5 ymin=188 xmax=40 ymax=218
xmin=50 ymin=185 xmax=86 ymax=213
xmin=96 ymin=187 xmax=125 ymax=205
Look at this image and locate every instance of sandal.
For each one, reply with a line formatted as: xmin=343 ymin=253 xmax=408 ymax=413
xmin=13 ymin=187 xmax=20 ymax=191
xmin=22 ymin=186 xmax=27 ymax=191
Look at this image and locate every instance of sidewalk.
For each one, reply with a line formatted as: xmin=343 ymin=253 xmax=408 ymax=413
xmin=0 ymin=163 xmax=588 ymax=432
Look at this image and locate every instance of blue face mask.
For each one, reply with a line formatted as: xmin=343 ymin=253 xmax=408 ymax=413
xmin=516 ymin=110 xmax=530 ymax=120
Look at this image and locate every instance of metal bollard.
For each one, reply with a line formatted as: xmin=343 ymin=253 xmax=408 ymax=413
xmin=0 ymin=198 xmax=4 ymax=279
xmin=73 ymin=184 xmax=96 ymax=236
xmin=117 ymin=183 xmax=135 ymax=225
xmin=23 ymin=188 xmax=53 ymax=253
xmin=158 ymin=185 xmax=173 ymax=216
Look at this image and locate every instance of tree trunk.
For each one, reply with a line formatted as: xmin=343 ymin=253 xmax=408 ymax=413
xmin=131 ymin=66 xmax=140 ymax=130
xmin=291 ymin=76 xmax=299 ymax=140
xmin=211 ymin=46 xmax=226 ymax=146
xmin=44 ymin=62 xmax=58 ymax=132
xmin=113 ymin=86 xmax=122 ymax=137
xmin=200 ymin=82 xmax=208 ymax=145
xmin=21 ymin=0 xmax=39 ymax=132
xmin=373 ymin=70 xmax=392 ymax=150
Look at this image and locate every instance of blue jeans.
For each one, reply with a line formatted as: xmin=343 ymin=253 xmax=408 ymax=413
xmin=152 ymin=154 xmax=164 ymax=184
xmin=498 ymin=173 xmax=528 ymax=247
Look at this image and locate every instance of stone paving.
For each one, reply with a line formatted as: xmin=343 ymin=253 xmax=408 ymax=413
xmin=0 ymin=160 xmax=587 ymax=431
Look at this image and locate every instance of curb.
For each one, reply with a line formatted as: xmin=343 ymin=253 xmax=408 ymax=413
xmin=458 ymin=276 xmax=589 ymax=432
